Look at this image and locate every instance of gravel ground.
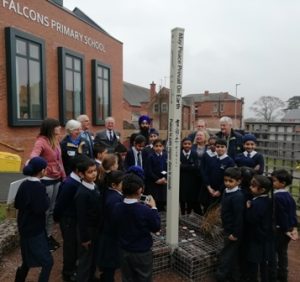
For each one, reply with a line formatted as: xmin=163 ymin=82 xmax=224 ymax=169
xmin=0 ymin=227 xmax=299 ymax=282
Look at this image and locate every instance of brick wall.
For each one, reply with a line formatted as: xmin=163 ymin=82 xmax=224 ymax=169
xmin=0 ymin=0 xmax=123 ymax=167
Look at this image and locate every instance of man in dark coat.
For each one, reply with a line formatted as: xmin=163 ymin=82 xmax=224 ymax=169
xmin=215 ymin=116 xmax=243 ymax=160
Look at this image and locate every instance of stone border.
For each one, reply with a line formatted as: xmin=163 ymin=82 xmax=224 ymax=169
xmin=0 ymin=219 xmax=19 ymax=261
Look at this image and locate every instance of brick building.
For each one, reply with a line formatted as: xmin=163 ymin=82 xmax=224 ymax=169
xmin=0 ymin=0 xmax=123 ymax=163
xmin=123 ymin=81 xmax=194 ymax=131
xmin=183 ymin=90 xmax=244 ymax=129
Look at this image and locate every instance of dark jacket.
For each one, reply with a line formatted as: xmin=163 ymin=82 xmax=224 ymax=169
xmin=15 ymin=179 xmax=49 ymax=238
xmin=216 ymin=129 xmax=243 ymax=160
xmin=221 ymin=188 xmax=245 ymax=239
xmin=94 ymin=130 xmax=120 ymax=153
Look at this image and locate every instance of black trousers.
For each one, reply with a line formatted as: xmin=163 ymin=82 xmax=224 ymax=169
xmin=120 ymin=249 xmax=153 ymax=282
xmin=275 ymin=230 xmax=291 ymax=282
xmin=60 ymin=216 xmax=77 ymax=276
xmin=76 ymin=227 xmax=98 ymax=282
xmin=216 ymin=237 xmax=240 ymax=282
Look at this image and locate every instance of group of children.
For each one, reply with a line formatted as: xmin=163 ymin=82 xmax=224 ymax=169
xmin=216 ymin=167 xmax=298 ymax=282
xmin=14 ymin=151 xmax=160 ymax=282
xmin=13 ymin=126 xmax=299 ymax=282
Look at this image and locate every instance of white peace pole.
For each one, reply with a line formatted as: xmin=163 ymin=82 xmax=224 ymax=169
xmin=166 ymin=27 xmax=184 ymax=248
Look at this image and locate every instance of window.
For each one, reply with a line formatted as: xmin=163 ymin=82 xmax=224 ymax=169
xmin=5 ymin=27 xmax=46 ymax=126
xmin=58 ymin=47 xmax=85 ymax=124
xmin=153 ymin=103 xmax=159 ymax=113
xmin=220 ymin=103 xmax=224 ymax=112
xmin=92 ymin=60 xmax=111 ymax=125
xmin=161 ymin=102 xmax=168 ymax=113
xmin=213 ymin=103 xmax=218 ymax=112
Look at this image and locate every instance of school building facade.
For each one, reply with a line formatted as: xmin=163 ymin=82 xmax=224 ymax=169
xmin=0 ymin=0 xmax=123 ymax=162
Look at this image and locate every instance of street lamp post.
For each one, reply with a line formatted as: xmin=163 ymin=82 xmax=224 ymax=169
xmin=234 ymin=83 xmax=240 ymax=129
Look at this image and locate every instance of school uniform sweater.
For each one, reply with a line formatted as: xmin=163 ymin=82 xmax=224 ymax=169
xmin=221 ymin=187 xmax=244 ymax=239
xmin=53 ymin=172 xmax=81 ymax=222
xmin=274 ymin=189 xmax=298 ymax=232
xmin=112 ymin=200 xmax=161 ymax=252
xmin=14 ymin=178 xmax=49 ymax=238
xmin=235 ymin=151 xmax=265 ymax=174
xmin=203 ymin=154 xmax=235 ymax=193
xmin=75 ymin=182 xmax=102 ymax=243
xmin=244 ymin=195 xmax=273 ymax=262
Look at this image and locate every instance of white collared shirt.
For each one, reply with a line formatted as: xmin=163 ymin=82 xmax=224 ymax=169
xmin=274 ymin=188 xmax=288 ymax=194
xmin=81 ymin=180 xmax=95 ymax=190
xmin=225 ymin=186 xmax=239 ymax=193
xmin=243 ymin=151 xmax=257 ymax=158
xmin=217 ymin=153 xmax=228 ymax=160
xmin=182 ymin=150 xmax=191 ymax=158
xmin=70 ymin=172 xmax=81 ymax=183
xmin=132 ymin=147 xmax=143 ymax=167
xmin=124 ymin=198 xmax=138 ymax=204
xmin=28 ymin=176 xmax=41 ymax=182
xmin=206 ymin=149 xmax=217 ymax=158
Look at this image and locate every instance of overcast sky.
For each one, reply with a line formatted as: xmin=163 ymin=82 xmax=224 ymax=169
xmin=65 ymin=0 xmax=300 ymax=117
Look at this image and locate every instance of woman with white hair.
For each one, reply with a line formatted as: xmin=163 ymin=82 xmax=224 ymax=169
xmin=60 ymin=119 xmax=90 ymax=175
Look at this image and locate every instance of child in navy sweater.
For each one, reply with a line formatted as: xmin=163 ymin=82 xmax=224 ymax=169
xmin=235 ymin=134 xmax=265 ymax=175
xmin=145 ymin=138 xmax=168 ymax=211
xmin=15 ymin=157 xmax=53 ymax=282
xmin=244 ymin=175 xmax=273 ymax=282
xmin=53 ymin=155 xmax=90 ymax=282
xmin=216 ymin=167 xmax=244 ymax=282
xmin=203 ymin=138 xmax=235 ymax=211
xmin=75 ymin=158 xmax=102 ymax=282
xmin=112 ymin=173 xmax=161 ymax=282
xmin=271 ymin=169 xmax=298 ymax=282
xmin=97 ymin=170 xmax=125 ymax=282
xmin=179 ymin=137 xmax=200 ymax=215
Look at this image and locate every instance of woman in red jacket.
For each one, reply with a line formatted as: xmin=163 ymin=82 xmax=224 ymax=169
xmin=30 ymin=118 xmax=66 ymax=251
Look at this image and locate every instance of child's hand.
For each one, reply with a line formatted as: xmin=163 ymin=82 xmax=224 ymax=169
xmin=287 ymin=228 xmax=299 ymax=241
xmin=228 ymin=234 xmax=238 ymax=241
xmin=246 ymin=200 xmax=251 ymax=208
xmin=147 ymin=195 xmax=157 ymax=209
xmin=291 ymin=228 xmax=299 ymax=240
xmin=207 ymin=186 xmax=214 ymax=195
xmin=155 ymin=178 xmax=165 ymax=185
xmin=254 ymin=164 xmax=260 ymax=171
xmin=81 ymin=240 xmax=91 ymax=250
xmin=213 ymin=191 xmax=221 ymax=197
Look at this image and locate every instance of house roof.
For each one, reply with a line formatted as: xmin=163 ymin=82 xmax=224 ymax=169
xmin=72 ymin=8 xmax=109 ymax=35
xmin=184 ymin=92 xmax=236 ymax=102
xmin=123 ymin=82 xmax=150 ymax=107
xmin=282 ymin=109 xmax=300 ymax=121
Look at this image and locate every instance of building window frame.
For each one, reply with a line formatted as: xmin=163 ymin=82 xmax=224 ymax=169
xmin=91 ymin=60 xmax=111 ymax=125
xmin=58 ymin=47 xmax=85 ymax=125
xmin=5 ymin=27 xmax=46 ymax=126
xmin=161 ymin=102 xmax=168 ymax=113
xmin=153 ymin=103 xmax=159 ymax=113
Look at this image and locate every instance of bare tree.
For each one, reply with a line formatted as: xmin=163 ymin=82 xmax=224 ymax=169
xmin=250 ymin=96 xmax=285 ymax=122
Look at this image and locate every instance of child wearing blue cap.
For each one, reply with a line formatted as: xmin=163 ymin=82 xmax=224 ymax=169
xmin=235 ymin=133 xmax=265 ymax=175
xmin=15 ymin=157 xmax=53 ymax=282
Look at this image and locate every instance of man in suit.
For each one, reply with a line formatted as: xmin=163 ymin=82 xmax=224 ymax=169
xmin=94 ymin=116 xmax=120 ymax=153
xmin=77 ymin=114 xmax=94 ymax=158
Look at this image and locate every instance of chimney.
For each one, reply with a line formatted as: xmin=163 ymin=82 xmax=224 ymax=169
xmin=204 ymin=90 xmax=209 ymax=96
xmin=150 ymin=81 xmax=156 ymax=98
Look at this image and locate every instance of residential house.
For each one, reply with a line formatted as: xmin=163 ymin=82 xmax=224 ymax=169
xmin=183 ymin=91 xmax=244 ymax=129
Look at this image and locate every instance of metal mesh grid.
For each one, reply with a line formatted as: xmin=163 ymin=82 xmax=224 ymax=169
xmin=151 ymin=212 xmax=224 ymax=281
xmin=152 ymin=237 xmax=172 ymax=274
xmin=172 ymin=240 xmax=219 ymax=281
